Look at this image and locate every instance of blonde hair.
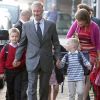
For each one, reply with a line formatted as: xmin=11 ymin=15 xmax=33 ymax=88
xmin=9 ymin=27 xmax=20 ymax=36
xmin=66 ymin=38 xmax=79 ymax=48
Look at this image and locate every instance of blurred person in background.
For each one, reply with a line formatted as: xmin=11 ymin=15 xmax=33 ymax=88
xmin=44 ymin=4 xmax=58 ymax=23
xmin=14 ymin=9 xmax=32 ymax=38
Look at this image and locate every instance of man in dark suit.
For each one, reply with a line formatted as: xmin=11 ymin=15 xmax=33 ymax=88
xmin=13 ymin=1 xmax=60 ymax=100
xmin=14 ymin=9 xmax=32 ymax=100
xmin=14 ymin=9 xmax=32 ymax=38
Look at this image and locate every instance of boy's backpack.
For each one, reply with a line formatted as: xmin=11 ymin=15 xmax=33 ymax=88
xmin=53 ymin=55 xmax=64 ymax=84
xmin=61 ymin=51 xmax=90 ymax=76
xmin=3 ymin=43 xmax=9 ymax=59
xmin=0 ymin=30 xmax=9 ymax=89
xmin=0 ymin=43 xmax=8 ymax=89
xmin=0 ymin=78 xmax=5 ymax=89
xmin=78 ymin=51 xmax=90 ymax=75
xmin=55 ymin=67 xmax=64 ymax=84
xmin=60 ymin=52 xmax=68 ymax=75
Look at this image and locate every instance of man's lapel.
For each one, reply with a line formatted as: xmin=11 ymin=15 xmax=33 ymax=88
xmin=42 ymin=20 xmax=50 ymax=39
xmin=30 ymin=20 xmax=39 ymax=39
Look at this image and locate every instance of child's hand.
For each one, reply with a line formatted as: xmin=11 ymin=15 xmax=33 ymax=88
xmin=0 ymin=74 xmax=4 ymax=79
xmin=96 ymin=59 xmax=100 ymax=68
xmin=16 ymin=61 xmax=21 ymax=67
xmin=87 ymin=65 xmax=92 ymax=71
xmin=56 ymin=59 xmax=61 ymax=68
xmin=13 ymin=61 xmax=21 ymax=67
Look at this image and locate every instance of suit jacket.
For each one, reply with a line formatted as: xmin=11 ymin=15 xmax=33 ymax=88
xmin=14 ymin=20 xmax=23 ymax=39
xmin=15 ymin=19 xmax=60 ymax=72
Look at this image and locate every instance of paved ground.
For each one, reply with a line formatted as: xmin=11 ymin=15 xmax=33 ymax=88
xmin=0 ymin=77 xmax=94 ymax=100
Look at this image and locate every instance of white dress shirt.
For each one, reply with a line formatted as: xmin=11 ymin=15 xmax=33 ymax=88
xmin=34 ymin=18 xmax=44 ymax=35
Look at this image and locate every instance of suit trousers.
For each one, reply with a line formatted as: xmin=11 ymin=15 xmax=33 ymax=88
xmin=21 ymin=69 xmax=28 ymax=100
xmin=27 ymin=63 xmax=51 ymax=100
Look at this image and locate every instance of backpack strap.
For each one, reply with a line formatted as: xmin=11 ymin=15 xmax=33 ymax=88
xmin=78 ymin=51 xmax=90 ymax=75
xmin=78 ymin=51 xmax=83 ymax=65
xmin=65 ymin=53 xmax=68 ymax=65
xmin=78 ymin=51 xmax=89 ymax=65
xmin=60 ymin=52 xmax=68 ymax=75
xmin=61 ymin=52 xmax=68 ymax=64
xmin=3 ymin=43 xmax=9 ymax=60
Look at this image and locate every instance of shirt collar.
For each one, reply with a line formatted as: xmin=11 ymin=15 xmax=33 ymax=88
xmin=9 ymin=43 xmax=18 ymax=48
xmin=34 ymin=18 xmax=44 ymax=25
xmin=20 ymin=19 xmax=25 ymax=24
xmin=68 ymin=50 xmax=78 ymax=54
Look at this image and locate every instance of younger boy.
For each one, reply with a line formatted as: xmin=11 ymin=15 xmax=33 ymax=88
xmin=0 ymin=28 xmax=25 ymax=100
xmin=60 ymin=38 xmax=91 ymax=100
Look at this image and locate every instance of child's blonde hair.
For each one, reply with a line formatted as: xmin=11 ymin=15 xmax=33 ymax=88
xmin=8 ymin=27 xmax=20 ymax=36
xmin=66 ymin=38 xmax=79 ymax=48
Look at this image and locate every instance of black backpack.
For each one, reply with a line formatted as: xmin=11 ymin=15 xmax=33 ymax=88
xmin=0 ymin=43 xmax=8 ymax=89
xmin=61 ymin=51 xmax=90 ymax=75
xmin=78 ymin=51 xmax=90 ymax=75
xmin=53 ymin=55 xmax=64 ymax=84
xmin=60 ymin=52 xmax=68 ymax=75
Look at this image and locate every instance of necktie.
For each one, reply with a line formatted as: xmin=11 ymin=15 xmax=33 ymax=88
xmin=36 ymin=22 xmax=42 ymax=42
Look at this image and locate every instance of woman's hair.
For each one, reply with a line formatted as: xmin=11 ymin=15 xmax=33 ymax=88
xmin=9 ymin=27 xmax=20 ymax=36
xmin=75 ymin=8 xmax=91 ymax=24
xmin=77 ymin=3 xmax=93 ymax=14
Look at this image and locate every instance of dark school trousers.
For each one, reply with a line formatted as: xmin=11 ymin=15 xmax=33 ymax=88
xmin=5 ymin=69 xmax=23 ymax=100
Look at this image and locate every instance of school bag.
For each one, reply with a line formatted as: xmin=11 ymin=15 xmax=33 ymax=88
xmin=60 ymin=45 xmax=68 ymax=75
xmin=60 ymin=52 xmax=68 ymax=75
xmin=52 ymin=45 xmax=67 ymax=84
xmin=79 ymin=51 xmax=90 ymax=75
xmin=0 ymin=30 xmax=9 ymax=89
xmin=0 ymin=43 xmax=8 ymax=89
xmin=61 ymin=51 xmax=90 ymax=76
xmin=53 ymin=55 xmax=64 ymax=84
